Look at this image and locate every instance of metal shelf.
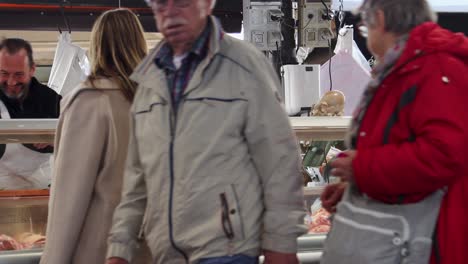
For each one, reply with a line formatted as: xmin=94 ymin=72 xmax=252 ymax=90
xmin=298 ymin=234 xmax=327 ymax=252
xmin=304 ymin=186 xmax=325 ymax=196
xmin=0 ymin=116 xmax=350 ymax=143
xmin=0 ymin=236 xmax=327 ymax=264
xmin=0 ymin=119 xmax=56 ymax=144
xmin=259 ymin=251 xmax=323 ymax=264
xmin=0 ymin=249 xmax=42 ymax=264
xmin=290 ymin=116 xmax=350 ymax=141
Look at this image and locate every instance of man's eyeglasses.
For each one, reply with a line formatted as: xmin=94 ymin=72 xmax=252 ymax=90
xmin=147 ymin=0 xmax=192 ymax=12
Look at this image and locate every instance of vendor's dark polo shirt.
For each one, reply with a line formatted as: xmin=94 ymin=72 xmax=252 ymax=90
xmin=0 ymin=77 xmax=61 ymax=118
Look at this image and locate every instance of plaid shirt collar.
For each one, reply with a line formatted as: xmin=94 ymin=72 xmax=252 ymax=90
xmin=155 ymin=20 xmax=212 ymax=71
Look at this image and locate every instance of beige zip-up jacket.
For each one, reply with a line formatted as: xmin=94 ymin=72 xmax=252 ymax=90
xmin=107 ymin=16 xmax=307 ymax=264
xmin=41 ymin=79 xmax=135 ymax=264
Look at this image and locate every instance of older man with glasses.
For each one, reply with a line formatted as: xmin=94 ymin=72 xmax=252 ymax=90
xmin=105 ymin=0 xmax=307 ymax=264
xmin=321 ymin=1 xmax=468 ymax=264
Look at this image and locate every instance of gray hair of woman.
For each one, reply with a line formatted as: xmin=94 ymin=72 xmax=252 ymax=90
xmin=358 ymin=0 xmax=437 ymax=35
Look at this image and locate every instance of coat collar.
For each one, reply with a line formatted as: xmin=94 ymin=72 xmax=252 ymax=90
xmin=130 ymin=16 xmax=224 ymax=100
xmin=154 ymin=20 xmax=212 ymax=71
xmin=61 ymin=78 xmax=120 ymax=112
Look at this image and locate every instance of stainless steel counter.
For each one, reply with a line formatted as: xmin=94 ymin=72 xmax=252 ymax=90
xmin=0 ymin=252 xmax=324 ymax=264
xmin=0 ymin=235 xmax=327 ymax=264
xmin=0 ymin=249 xmax=42 ymax=264
xmin=298 ymin=234 xmax=326 ymax=252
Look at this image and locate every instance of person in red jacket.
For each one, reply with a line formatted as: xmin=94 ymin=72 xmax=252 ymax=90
xmin=321 ymin=0 xmax=468 ymax=263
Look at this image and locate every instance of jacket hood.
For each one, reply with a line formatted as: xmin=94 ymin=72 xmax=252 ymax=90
xmin=402 ymin=22 xmax=468 ymax=64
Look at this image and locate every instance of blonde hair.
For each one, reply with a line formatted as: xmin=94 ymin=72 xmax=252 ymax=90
xmin=88 ymin=8 xmax=147 ymax=101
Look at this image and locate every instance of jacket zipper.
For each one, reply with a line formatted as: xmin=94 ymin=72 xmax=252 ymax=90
xmin=168 ymin=84 xmax=189 ymax=263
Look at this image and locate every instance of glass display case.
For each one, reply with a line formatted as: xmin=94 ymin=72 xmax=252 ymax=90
xmin=0 ymin=119 xmax=54 ymax=264
xmin=292 ymin=117 xmax=350 ymax=264
xmin=0 ymin=117 xmax=350 ymax=264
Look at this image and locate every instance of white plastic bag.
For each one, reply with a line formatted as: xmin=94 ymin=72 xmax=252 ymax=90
xmin=320 ymin=26 xmax=371 ymax=115
xmin=296 ymin=47 xmax=313 ymax=65
xmin=334 ymin=26 xmax=372 ymax=73
xmin=48 ymin=32 xmax=90 ymax=96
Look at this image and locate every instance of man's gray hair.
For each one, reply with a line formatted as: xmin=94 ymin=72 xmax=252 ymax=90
xmin=359 ymin=0 xmax=437 ymax=35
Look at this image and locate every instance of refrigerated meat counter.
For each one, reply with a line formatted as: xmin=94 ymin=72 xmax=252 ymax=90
xmin=0 ymin=186 xmax=328 ymax=264
xmin=0 ymin=191 xmax=48 ymax=264
xmin=0 ymin=117 xmax=349 ymax=264
xmin=0 ymin=186 xmax=329 ymax=264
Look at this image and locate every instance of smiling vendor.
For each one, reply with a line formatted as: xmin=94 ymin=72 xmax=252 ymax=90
xmin=0 ymin=38 xmax=61 ymax=190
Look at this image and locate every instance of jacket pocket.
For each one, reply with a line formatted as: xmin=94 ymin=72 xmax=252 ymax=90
xmin=219 ymin=184 xmax=245 ymax=242
xmin=134 ymin=90 xmax=167 ymax=115
xmin=133 ymin=94 xmax=169 ymax=156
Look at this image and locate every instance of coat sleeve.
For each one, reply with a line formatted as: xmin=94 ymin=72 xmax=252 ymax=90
xmin=353 ymin=57 xmax=468 ymax=198
xmin=40 ymin=91 xmax=109 ymax=264
xmin=244 ymin=55 xmax=307 ymax=253
xmin=106 ymin=111 xmax=147 ymax=262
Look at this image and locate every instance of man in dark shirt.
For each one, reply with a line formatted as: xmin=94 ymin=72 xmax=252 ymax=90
xmin=0 ymin=38 xmax=61 ymax=154
xmin=0 ymin=76 xmax=61 ymax=119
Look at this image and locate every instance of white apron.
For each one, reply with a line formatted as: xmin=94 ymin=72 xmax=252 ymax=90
xmin=0 ymin=101 xmax=52 ymax=190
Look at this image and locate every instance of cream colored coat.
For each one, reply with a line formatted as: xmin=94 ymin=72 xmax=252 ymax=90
xmin=40 ymin=79 xmax=132 ymax=264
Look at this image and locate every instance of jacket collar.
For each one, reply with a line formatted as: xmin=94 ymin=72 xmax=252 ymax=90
xmin=131 ymin=16 xmax=224 ymax=100
xmin=82 ymin=78 xmax=121 ymax=90
xmin=154 ymin=21 xmax=211 ymax=71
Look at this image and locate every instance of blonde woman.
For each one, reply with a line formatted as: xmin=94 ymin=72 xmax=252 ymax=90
xmin=40 ymin=8 xmax=147 ymax=264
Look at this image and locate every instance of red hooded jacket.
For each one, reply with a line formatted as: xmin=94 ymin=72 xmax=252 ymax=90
xmin=352 ymin=22 xmax=468 ymax=264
